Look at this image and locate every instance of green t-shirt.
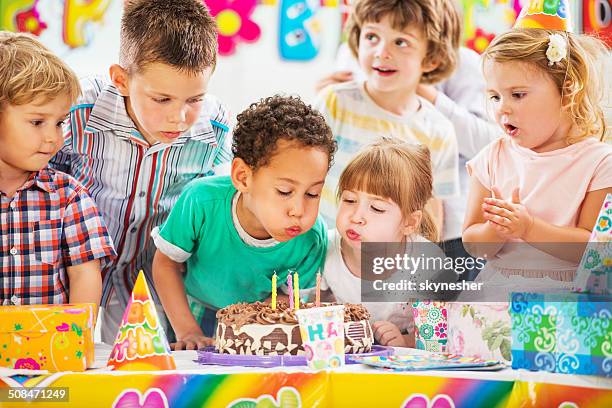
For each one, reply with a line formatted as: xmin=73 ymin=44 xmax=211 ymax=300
xmin=155 ymin=176 xmax=327 ymax=309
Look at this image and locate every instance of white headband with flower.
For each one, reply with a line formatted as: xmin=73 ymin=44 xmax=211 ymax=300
xmin=546 ymin=33 xmax=567 ymax=66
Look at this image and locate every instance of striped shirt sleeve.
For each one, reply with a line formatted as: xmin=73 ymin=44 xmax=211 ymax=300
xmin=210 ymin=101 xmax=232 ymax=176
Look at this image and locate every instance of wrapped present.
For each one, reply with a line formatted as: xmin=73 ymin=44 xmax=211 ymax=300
xmin=0 ymin=303 xmax=95 ymax=372
xmin=412 ymin=301 xmax=448 ymax=352
xmin=574 ymin=193 xmax=612 ymax=294
xmin=510 ymin=292 xmax=612 ymax=377
xmin=447 ymin=302 xmax=511 ymax=362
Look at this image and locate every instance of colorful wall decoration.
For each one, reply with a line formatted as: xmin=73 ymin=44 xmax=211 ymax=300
xmin=461 ymin=0 xmax=522 ymax=53
xmin=0 ymin=0 xmax=46 ymax=35
xmin=0 ymin=0 xmax=110 ymax=48
xmin=278 ymin=0 xmax=322 ymax=60
xmin=1 ymin=1 xmax=610 ymax=56
xmin=583 ymin=0 xmax=612 ymax=46
xmin=62 ymin=0 xmax=111 ymax=48
xmin=205 ymin=0 xmax=262 ymax=56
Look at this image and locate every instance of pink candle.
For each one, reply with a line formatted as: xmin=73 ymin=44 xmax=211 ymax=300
xmin=315 ymin=272 xmax=321 ymax=307
xmin=287 ymin=272 xmax=294 ymax=309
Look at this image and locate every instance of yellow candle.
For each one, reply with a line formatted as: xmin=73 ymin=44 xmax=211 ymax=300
xmin=293 ymin=271 xmax=300 ymax=310
xmin=271 ymin=272 xmax=277 ymax=310
xmin=315 ymin=272 xmax=321 ymax=307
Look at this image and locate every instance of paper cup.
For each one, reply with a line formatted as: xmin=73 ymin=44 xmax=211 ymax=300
xmin=295 ymin=305 xmax=345 ymax=370
xmin=412 ymin=301 xmax=448 ymax=353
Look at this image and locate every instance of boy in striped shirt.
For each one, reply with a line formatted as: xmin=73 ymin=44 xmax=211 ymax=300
xmin=51 ymin=0 xmax=232 ymax=343
xmin=0 ymin=32 xmax=115 ymax=307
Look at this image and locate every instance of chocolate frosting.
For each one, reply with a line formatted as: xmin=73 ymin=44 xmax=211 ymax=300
xmin=216 ymin=301 xmax=371 ymax=329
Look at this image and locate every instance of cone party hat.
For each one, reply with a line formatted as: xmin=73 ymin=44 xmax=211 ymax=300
xmin=513 ymin=0 xmax=572 ymax=32
xmin=107 ymin=270 xmax=176 ymax=370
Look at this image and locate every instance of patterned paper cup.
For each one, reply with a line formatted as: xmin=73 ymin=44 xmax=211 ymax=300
xmin=296 ymin=305 xmax=345 ymax=370
xmin=412 ymin=301 xmax=448 ymax=353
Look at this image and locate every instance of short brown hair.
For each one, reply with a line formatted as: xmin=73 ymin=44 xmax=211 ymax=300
xmin=338 ymin=138 xmax=438 ymax=242
xmin=0 ymin=32 xmax=80 ymax=110
xmin=232 ymin=95 xmax=337 ymax=171
xmin=483 ymin=29 xmax=607 ymax=143
xmin=120 ymin=0 xmax=217 ymax=74
xmin=346 ymin=0 xmax=461 ymax=84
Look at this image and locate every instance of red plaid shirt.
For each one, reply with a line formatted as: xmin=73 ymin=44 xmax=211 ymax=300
xmin=0 ymin=167 xmax=116 ymax=305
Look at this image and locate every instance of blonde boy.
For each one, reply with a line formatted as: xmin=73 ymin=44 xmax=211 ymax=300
xmin=0 ymin=32 xmax=115 ymax=306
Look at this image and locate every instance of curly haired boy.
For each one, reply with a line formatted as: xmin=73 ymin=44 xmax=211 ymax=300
xmin=152 ymin=95 xmax=336 ymax=349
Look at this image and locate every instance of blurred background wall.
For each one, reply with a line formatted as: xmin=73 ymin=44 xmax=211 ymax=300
xmin=1 ymin=0 xmax=610 ymax=137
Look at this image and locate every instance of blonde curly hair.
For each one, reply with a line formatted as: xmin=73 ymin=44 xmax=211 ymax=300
xmin=483 ymin=28 xmax=608 ymax=143
xmin=0 ymin=32 xmax=80 ymax=110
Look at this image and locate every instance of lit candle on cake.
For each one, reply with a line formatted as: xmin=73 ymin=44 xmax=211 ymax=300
xmin=287 ymin=272 xmax=294 ymax=309
xmin=293 ymin=271 xmax=300 ymax=310
xmin=271 ymin=272 xmax=277 ymax=310
xmin=315 ymin=272 xmax=321 ymax=307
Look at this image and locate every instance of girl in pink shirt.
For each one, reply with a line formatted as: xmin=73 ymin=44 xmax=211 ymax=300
xmin=463 ymin=29 xmax=612 ymax=283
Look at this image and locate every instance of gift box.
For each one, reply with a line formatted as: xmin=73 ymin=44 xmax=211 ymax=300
xmin=412 ymin=301 xmax=448 ymax=352
xmin=447 ymin=302 xmax=511 ymax=362
xmin=510 ymin=292 xmax=612 ymax=377
xmin=0 ymin=303 xmax=96 ymax=372
xmin=573 ymin=193 xmax=611 ymax=294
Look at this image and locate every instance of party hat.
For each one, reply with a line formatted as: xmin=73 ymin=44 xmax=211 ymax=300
xmin=574 ymin=194 xmax=612 ymax=294
xmin=107 ymin=271 xmax=176 ymax=370
xmin=513 ymin=0 xmax=572 ymax=32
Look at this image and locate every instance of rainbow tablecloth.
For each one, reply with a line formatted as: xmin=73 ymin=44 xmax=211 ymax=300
xmin=0 ymin=344 xmax=610 ymax=407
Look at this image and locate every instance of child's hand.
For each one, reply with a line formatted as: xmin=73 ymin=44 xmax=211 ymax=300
xmin=315 ymin=70 xmax=353 ymax=93
xmin=482 ymin=187 xmax=534 ymax=239
xmin=372 ymin=321 xmax=406 ymax=347
xmin=172 ymin=332 xmax=214 ymax=351
xmin=416 ymin=84 xmax=439 ymax=104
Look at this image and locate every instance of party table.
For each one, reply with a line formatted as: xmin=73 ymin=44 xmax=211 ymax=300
xmin=0 ymin=344 xmax=610 ymax=407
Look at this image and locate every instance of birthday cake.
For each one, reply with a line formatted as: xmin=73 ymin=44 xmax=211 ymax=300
xmin=215 ymin=302 xmax=374 ymax=355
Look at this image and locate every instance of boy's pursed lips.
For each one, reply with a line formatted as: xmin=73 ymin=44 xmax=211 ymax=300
xmin=285 ymin=226 xmax=302 ymax=237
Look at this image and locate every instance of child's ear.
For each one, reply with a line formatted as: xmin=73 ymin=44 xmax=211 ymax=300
xmin=109 ymin=64 xmax=130 ymax=96
xmin=422 ymin=58 xmax=440 ymax=75
xmin=231 ymin=158 xmax=252 ymax=193
xmin=402 ymin=210 xmax=423 ymax=236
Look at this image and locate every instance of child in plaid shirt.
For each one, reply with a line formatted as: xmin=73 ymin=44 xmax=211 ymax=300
xmin=0 ymin=32 xmax=115 ymax=306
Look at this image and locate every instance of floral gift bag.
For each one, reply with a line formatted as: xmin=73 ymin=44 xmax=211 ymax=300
xmin=446 ymin=302 xmax=511 ymax=362
xmin=412 ymin=301 xmax=448 ymax=352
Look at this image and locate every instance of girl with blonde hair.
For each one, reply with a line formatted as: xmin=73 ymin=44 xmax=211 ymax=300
xmin=320 ymin=138 xmax=446 ymax=347
xmin=464 ymin=28 xmax=612 ymax=283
